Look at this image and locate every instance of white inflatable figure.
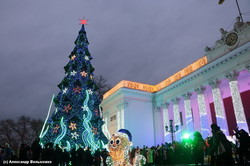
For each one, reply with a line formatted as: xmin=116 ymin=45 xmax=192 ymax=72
xmin=106 ymin=129 xmax=146 ymax=166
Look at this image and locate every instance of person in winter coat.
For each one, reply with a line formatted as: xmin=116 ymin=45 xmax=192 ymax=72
xmin=210 ymin=124 xmax=234 ymax=166
xmin=192 ymin=131 xmax=206 ymax=166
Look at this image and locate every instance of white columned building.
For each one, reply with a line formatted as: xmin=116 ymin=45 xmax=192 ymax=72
xmin=101 ymin=20 xmax=250 ymax=147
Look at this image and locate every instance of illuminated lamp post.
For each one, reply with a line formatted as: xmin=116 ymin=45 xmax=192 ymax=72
xmin=165 ymin=119 xmax=179 ymax=143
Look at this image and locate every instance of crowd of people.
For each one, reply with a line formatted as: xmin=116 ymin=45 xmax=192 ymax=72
xmin=0 ymin=123 xmax=250 ymax=166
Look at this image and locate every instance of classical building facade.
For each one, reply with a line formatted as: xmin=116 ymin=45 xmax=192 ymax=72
xmin=101 ymin=19 xmax=250 ymax=147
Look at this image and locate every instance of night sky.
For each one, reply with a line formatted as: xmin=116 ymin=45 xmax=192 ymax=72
xmin=0 ymin=0 xmax=249 ymax=120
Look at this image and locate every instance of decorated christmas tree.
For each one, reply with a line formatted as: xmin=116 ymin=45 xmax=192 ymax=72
xmin=40 ymin=23 xmax=108 ymax=151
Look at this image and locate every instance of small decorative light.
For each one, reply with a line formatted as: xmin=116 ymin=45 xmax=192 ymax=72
xmin=87 ymin=89 xmax=93 ymax=95
xmin=63 ymin=104 xmax=72 ymax=113
xmin=80 ymin=71 xmax=87 ymax=77
xmin=69 ymin=123 xmax=77 ymax=130
xmin=85 ymin=56 xmax=89 ymax=61
xmin=70 ymin=70 xmax=77 ymax=76
xmin=71 ymin=55 xmax=76 ymax=60
xmin=71 ymin=132 xmax=79 ymax=139
xmin=229 ymin=81 xmax=246 ymax=123
xmin=73 ymin=86 xmax=82 ymax=93
xmin=53 ymin=124 xmax=60 ymax=133
xmin=63 ymin=88 xmax=68 ymax=94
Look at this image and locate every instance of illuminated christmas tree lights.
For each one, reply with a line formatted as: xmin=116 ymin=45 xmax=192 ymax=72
xmin=40 ymin=24 xmax=108 ymax=151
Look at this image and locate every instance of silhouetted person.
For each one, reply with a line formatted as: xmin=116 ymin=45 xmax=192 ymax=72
xmin=19 ymin=143 xmax=29 ymax=160
xmin=76 ymin=147 xmax=85 ymax=166
xmin=70 ymin=147 xmax=77 ymax=166
xmin=192 ymin=131 xmax=206 ymax=166
xmin=146 ymin=146 xmax=154 ymax=166
xmin=210 ymin=124 xmax=234 ymax=166
xmin=94 ymin=149 xmax=101 ymax=166
xmin=101 ymin=148 xmax=108 ymax=166
xmin=31 ymin=138 xmax=42 ymax=160
xmin=54 ymin=144 xmax=62 ymax=166
xmin=85 ymin=147 xmax=93 ymax=166
xmin=235 ymin=128 xmax=250 ymax=164
xmin=207 ymin=136 xmax=216 ymax=166
xmin=3 ymin=143 xmax=12 ymax=160
xmin=41 ymin=143 xmax=54 ymax=164
xmin=61 ymin=149 xmax=70 ymax=166
xmin=0 ymin=147 xmax=4 ymax=166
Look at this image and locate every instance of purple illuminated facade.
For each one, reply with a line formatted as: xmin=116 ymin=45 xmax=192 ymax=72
xmin=101 ymin=19 xmax=250 ymax=147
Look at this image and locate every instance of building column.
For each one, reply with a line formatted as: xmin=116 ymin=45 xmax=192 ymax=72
xmin=116 ymin=101 xmax=128 ymax=130
xmin=162 ymin=103 xmax=170 ymax=143
xmin=209 ymin=79 xmax=229 ymax=135
xmin=102 ymin=113 xmax=111 ymax=139
xmin=226 ymin=71 xmax=249 ymax=132
xmin=182 ymin=92 xmax=194 ymax=133
xmin=195 ymin=86 xmax=210 ymax=138
xmin=172 ymin=98 xmax=181 ymax=141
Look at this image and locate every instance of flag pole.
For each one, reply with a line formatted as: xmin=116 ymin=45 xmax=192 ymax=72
xmin=235 ymin=0 xmax=244 ymax=22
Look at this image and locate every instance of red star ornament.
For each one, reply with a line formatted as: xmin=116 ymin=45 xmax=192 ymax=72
xmin=73 ymin=86 xmax=82 ymax=93
xmin=53 ymin=124 xmax=60 ymax=133
xmin=92 ymin=127 xmax=98 ymax=135
xmin=63 ymin=104 xmax=72 ymax=113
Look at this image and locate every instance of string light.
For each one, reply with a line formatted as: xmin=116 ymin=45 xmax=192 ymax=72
xmin=163 ymin=108 xmax=169 ymax=137
xmin=66 ymin=141 xmax=71 ymax=152
xmin=197 ymin=93 xmax=210 ymax=138
xmin=54 ymin=117 xmax=67 ymax=145
xmin=211 ymin=87 xmax=228 ymax=134
xmin=39 ymin=95 xmax=54 ymax=138
xmin=173 ymin=101 xmax=181 ymax=141
xmin=40 ymin=125 xmax=49 ymax=139
xmin=184 ymin=99 xmax=194 ymax=132
xmin=81 ymin=90 xmax=99 ymax=151
xmin=229 ymin=80 xmax=248 ymax=131
xmin=173 ymin=104 xmax=180 ymax=126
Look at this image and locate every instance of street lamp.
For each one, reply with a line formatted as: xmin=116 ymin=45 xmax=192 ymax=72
xmin=165 ymin=119 xmax=179 ymax=143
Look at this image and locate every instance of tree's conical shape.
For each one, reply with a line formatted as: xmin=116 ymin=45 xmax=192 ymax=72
xmin=40 ymin=24 xmax=108 ymax=151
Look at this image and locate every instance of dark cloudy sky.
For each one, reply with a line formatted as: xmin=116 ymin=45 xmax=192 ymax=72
xmin=0 ymin=0 xmax=249 ymax=120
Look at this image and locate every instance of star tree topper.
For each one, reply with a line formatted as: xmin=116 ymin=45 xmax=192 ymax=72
xmin=80 ymin=18 xmax=88 ymax=25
